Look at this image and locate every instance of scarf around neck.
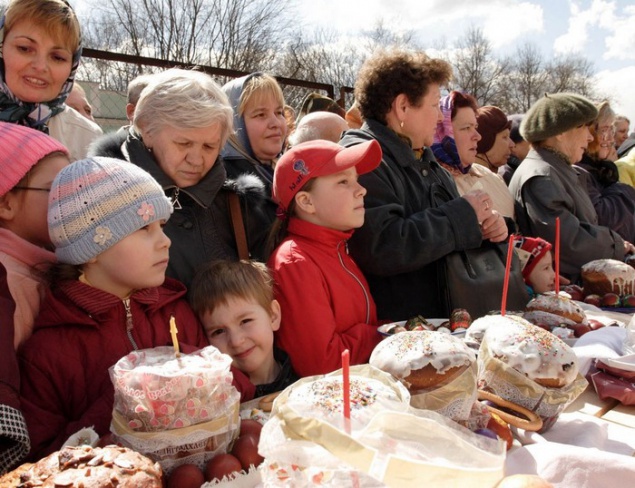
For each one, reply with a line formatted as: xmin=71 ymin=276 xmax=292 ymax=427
xmin=0 ymin=10 xmax=82 ymax=132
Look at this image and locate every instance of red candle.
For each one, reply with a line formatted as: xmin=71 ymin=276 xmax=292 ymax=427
xmin=501 ymin=235 xmax=516 ymax=316
xmin=555 ymin=217 xmax=560 ymax=295
xmin=342 ymin=349 xmax=351 ymax=433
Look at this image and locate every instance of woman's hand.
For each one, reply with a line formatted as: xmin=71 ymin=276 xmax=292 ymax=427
xmin=463 ymin=190 xmax=494 ymax=225
xmin=624 ymin=241 xmax=635 ymax=254
xmin=481 ymin=211 xmax=508 ymax=242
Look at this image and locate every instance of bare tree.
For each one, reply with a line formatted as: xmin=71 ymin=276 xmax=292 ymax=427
xmin=498 ymin=43 xmax=548 ymax=113
xmin=450 ymin=26 xmax=510 ymax=105
xmin=546 ymin=54 xmax=596 ymax=98
xmin=82 ymin=0 xmax=293 ymax=73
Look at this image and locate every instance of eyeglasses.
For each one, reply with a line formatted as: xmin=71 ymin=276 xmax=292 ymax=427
xmin=12 ymin=186 xmax=51 ymax=192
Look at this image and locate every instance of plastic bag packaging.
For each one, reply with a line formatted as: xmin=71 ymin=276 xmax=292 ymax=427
xmin=109 ymin=346 xmax=240 ymax=474
xmin=622 ymin=313 xmax=635 ymax=355
xmin=478 ymin=340 xmax=588 ymax=432
xmin=591 ymin=359 xmax=635 ymax=405
xmin=409 ymin=362 xmax=478 ymax=422
xmin=259 ymin=365 xmax=505 ymax=487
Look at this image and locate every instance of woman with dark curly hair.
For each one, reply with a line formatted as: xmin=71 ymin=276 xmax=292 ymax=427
xmin=340 ymin=49 xmax=509 ymax=320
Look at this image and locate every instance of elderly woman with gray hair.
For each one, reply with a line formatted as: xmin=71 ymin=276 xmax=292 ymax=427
xmin=509 ymin=93 xmax=634 ymax=281
xmin=90 ymin=69 xmax=270 ymax=288
xmin=575 ymin=100 xmax=635 ymax=243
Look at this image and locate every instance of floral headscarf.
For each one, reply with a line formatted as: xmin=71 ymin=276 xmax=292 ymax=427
xmin=0 ymin=6 xmax=82 ymax=132
xmin=431 ymin=93 xmax=470 ymax=174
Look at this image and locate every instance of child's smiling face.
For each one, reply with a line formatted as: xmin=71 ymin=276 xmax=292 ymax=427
xmin=202 ymin=295 xmax=281 ymax=385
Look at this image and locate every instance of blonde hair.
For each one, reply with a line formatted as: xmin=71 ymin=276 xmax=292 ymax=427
xmin=238 ymin=74 xmax=285 ymax=116
xmin=587 ymin=100 xmax=615 ymax=159
xmin=3 ymin=0 xmax=81 ymax=53
xmin=190 ymin=260 xmax=275 ymax=317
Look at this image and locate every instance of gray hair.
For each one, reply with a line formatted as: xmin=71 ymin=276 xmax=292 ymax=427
xmin=133 ymin=69 xmax=234 ymax=147
xmin=127 ymin=73 xmax=154 ymax=105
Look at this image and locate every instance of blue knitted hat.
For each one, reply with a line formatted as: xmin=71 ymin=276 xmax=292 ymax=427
xmin=48 ymin=157 xmax=173 ymax=264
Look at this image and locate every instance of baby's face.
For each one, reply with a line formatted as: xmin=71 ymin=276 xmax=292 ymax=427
xmin=528 ymin=252 xmax=556 ymax=294
xmin=201 ymin=296 xmax=280 ymax=384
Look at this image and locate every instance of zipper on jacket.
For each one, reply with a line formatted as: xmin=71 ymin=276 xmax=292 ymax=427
xmin=337 ymin=241 xmax=370 ymax=324
xmin=123 ymin=299 xmax=139 ymax=350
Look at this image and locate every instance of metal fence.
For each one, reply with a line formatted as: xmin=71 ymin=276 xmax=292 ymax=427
xmin=78 ymin=48 xmax=354 ymax=133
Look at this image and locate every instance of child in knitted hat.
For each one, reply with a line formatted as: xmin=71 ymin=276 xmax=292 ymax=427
xmin=0 ymin=122 xmax=69 ymax=347
xmin=267 ymin=139 xmax=384 ymax=377
xmin=18 ymin=157 xmax=212 ymax=459
xmin=0 ymin=121 xmax=68 ymax=472
xmin=515 ymin=236 xmax=556 ymax=296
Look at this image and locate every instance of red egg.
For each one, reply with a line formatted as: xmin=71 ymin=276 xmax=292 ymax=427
xmin=205 ymin=453 xmax=242 ymax=482
xmin=584 ymin=294 xmax=601 ymax=307
xmin=168 ymin=463 xmax=205 ymax=488
xmin=571 ymin=324 xmax=592 ymax=338
xmin=587 ymin=319 xmax=606 ymax=330
xmin=231 ymin=434 xmax=264 ymax=470
xmin=239 ymin=419 xmax=263 ymax=439
xmin=601 ymin=293 xmax=620 ymax=307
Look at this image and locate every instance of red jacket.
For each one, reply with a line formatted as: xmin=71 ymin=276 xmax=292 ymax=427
xmin=268 ymin=218 xmax=381 ymax=377
xmin=18 ymin=277 xmax=252 ymax=460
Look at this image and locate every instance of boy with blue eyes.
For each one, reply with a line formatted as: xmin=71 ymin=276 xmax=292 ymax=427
xmin=190 ymin=260 xmax=298 ymax=398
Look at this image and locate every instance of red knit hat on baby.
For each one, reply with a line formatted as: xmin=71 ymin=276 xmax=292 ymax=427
xmin=0 ymin=122 xmax=69 ymax=196
xmin=514 ymin=236 xmax=553 ymax=280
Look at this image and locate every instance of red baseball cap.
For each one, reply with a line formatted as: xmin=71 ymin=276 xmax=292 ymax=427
xmin=273 ymin=139 xmax=382 ymax=212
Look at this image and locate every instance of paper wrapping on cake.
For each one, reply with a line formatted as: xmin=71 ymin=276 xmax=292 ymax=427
xmin=259 ymin=365 xmax=505 ymax=487
xmin=408 ymin=362 xmax=478 ymax=421
xmin=109 ymin=346 xmax=240 ymax=474
xmin=477 ymin=340 xmax=588 ymax=432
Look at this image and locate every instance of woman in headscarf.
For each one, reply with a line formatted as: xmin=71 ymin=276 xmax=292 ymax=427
xmin=0 ymin=0 xmax=102 ymax=160
xmin=431 ymin=91 xmax=515 ymax=223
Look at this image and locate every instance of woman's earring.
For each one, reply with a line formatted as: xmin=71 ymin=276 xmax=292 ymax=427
xmin=400 ymin=121 xmax=404 ymax=129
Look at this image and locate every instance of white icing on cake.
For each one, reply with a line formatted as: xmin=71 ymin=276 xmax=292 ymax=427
xmin=369 ymin=331 xmax=475 ymax=379
xmin=285 ymin=375 xmax=407 ymax=431
xmin=482 ymin=319 xmax=579 ymax=386
xmin=582 ymin=259 xmax=635 ymax=296
xmin=525 ymin=294 xmax=587 ymax=324
xmin=465 ymin=314 xmax=529 ymax=347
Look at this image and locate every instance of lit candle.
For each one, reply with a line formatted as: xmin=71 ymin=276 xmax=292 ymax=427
xmin=555 ymin=217 xmax=560 ymax=296
xmin=501 ymin=235 xmax=516 ymax=316
xmin=342 ymin=349 xmax=350 ymax=434
xmin=169 ymin=315 xmax=180 ymax=358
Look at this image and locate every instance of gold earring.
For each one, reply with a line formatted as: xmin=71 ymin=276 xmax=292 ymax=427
xmin=400 ymin=121 xmax=404 ymax=129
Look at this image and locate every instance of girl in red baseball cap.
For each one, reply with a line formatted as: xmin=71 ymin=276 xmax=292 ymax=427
xmin=267 ymin=139 xmax=383 ymax=377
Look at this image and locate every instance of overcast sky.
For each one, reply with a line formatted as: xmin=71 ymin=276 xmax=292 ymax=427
xmin=74 ymin=0 xmax=635 ymax=124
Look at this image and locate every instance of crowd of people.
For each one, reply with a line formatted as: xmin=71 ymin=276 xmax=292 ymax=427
xmin=2 ymin=0 xmax=635 ymax=474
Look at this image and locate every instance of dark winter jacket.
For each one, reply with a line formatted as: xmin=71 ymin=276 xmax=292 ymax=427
xmin=89 ymin=129 xmax=271 ymax=287
xmin=339 ymin=120 xmax=483 ymax=320
xmin=221 ymin=74 xmax=279 ymax=233
xmin=576 ymin=155 xmax=635 ymax=243
xmin=509 ymin=147 xmax=624 ymax=280
xmin=501 ymin=155 xmax=522 ymax=186
xmin=18 ymin=278 xmax=209 ymax=459
xmin=0 ymin=264 xmax=29 ymax=474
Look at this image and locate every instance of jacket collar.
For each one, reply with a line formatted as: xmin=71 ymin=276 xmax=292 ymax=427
xmin=287 ymin=218 xmax=353 ymax=247
xmin=363 ymin=119 xmax=440 ymax=169
xmin=124 ymin=129 xmax=227 ymax=208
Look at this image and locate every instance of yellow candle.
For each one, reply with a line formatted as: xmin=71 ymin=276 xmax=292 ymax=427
xmin=169 ymin=315 xmax=180 ymax=357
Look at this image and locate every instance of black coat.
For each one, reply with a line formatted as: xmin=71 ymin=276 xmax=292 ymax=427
xmin=576 ymin=155 xmax=635 ymax=243
xmin=340 ymin=120 xmax=483 ymax=320
xmin=89 ymin=129 xmax=271 ymax=289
